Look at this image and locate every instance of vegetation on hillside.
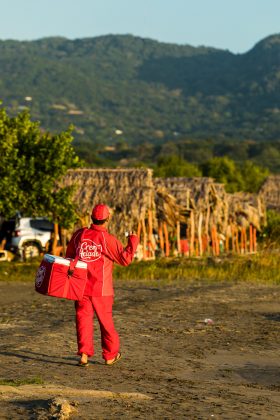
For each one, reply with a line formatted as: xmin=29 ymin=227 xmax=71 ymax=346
xmin=100 ymin=137 xmax=280 ymax=175
xmin=0 ymin=34 xmax=280 ymax=157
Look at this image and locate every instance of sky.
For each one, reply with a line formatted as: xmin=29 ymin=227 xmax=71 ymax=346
xmin=0 ymin=0 xmax=279 ymax=53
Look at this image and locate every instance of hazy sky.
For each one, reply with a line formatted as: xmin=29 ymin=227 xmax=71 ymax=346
xmin=0 ymin=0 xmax=279 ymax=53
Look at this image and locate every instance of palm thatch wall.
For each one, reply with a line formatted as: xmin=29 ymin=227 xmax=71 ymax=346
xmin=227 ymin=192 xmax=266 ymax=231
xmin=259 ymin=175 xmax=280 ymax=211
xmin=155 ymin=177 xmax=228 ymax=232
xmin=155 ymin=177 xmax=266 ymax=255
xmin=63 ymin=169 xmax=267 ymax=257
xmin=64 ymin=168 xmax=155 ymax=237
xmin=154 ymin=186 xmax=186 ymax=226
xmin=156 ymin=177 xmax=266 ymax=232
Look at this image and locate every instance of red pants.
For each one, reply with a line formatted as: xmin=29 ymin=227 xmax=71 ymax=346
xmin=75 ymin=295 xmax=119 ymax=361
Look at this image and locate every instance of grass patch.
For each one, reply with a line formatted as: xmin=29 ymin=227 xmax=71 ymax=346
xmin=114 ymin=251 xmax=280 ymax=285
xmin=0 ymin=258 xmax=41 ymax=282
xmin=0 ymin=376 xmax=44 ymax=386
xmin=0 ymin=252 xmax=279 ymax=285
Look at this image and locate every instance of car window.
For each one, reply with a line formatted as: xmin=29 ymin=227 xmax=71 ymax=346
xmin=30 ymin=219 xmax=54 ymax=232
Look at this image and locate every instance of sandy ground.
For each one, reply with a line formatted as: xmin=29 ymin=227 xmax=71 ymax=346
xmin=0 ymin=279 xmax=279 ymax=419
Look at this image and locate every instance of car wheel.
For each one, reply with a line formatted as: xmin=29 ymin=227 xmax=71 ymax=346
xmin=23 ymin=242 xmax=41 ymax=259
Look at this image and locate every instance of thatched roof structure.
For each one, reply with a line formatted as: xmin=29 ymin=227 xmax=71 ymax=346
xmin=155 ymin=177 xmax=229 ymax=233
xmin=64 ymin=168 xmax=154 ymax=236
xmin=62 ymin=169 xmax=267 ymax=257
xmin=259 ymin=175 xmax=280 ymax=211
xmin=227 ymin=192 xmax=266 ymax=231
xmin=64 ymin=169 xmax=186 ymax=235
xmin=154 ymin=186 xmax=186 ymax=226
xmin=155 ymin=177 xmax=221 ymax=210
xmin=155 ymin=176 xmax=267 ymax=234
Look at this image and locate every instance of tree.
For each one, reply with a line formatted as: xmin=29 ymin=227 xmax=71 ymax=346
xmin=0 ymin=106 xmax=80 ymax=228
xmin=154 ymin=155 xmax=201 ymax=178
xmin=240 ymin=161 xmax=270 ymax=193
xmin=201 ymin=157 xmax=244 ymax=192
xmin=262 ymin=210 xmax=280 ymax=245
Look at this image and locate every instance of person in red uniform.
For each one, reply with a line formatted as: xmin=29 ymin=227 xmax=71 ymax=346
xmin=66 ymin=204 xmax=139 ymax=367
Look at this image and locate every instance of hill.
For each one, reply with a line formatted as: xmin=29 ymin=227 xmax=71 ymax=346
xmin=0 ymin=34 xmax=280 ymax=150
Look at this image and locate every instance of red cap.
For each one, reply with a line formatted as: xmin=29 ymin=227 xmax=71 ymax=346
xmin=91 ymin=204 xmax=110 ymax=220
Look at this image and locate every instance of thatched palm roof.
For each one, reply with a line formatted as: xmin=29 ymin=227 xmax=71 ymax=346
xmin=227 ymin=192 xmax=266 ymax=230
xmin=64 ymin=168 xmax=154 ymax=236
xmin=259 ymin=175 xmax=280 ymax=211
xmin=63 ymin=170 xmax=267 ymax=241
xmin=155 ymin=177 xmax=267 ymax=232
xmin=64 ymin=169 xmax=187 ymax=233
xmin=154 ymin=186 xmax=186 ymax=226
xmin=155 ymin=177 xmax=229 ymax=233
xmin=154 ymin=177 xmax=216 ymax=210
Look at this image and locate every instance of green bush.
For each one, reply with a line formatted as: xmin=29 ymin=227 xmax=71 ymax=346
xmin=262 ymin=210 xmax=280 ymax=244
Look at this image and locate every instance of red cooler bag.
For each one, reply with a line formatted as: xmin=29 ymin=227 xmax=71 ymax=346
xmin=35 ymin=254 xmax=88 ymax=301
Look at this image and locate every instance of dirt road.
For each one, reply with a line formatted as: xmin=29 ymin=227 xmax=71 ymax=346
xmin=0 ymin=279 xmax=279 ymax=419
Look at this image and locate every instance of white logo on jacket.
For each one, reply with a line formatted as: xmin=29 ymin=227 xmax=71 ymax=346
xmin=79 ymin=240 xmax=102 ymax=262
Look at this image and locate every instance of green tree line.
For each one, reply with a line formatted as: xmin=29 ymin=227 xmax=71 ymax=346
xmin=153 ymin=155 xmax=269 ymax=193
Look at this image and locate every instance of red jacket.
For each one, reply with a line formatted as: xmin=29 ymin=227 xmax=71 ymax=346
xmin=66 ymin=224 xmax=139 ymax=297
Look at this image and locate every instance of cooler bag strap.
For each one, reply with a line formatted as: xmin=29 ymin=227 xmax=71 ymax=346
xmin=68 ymin=228 xmax=86 ymax=277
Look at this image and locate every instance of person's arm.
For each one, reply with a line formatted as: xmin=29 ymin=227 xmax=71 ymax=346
xmin=104 ymin=233 xmax=139 ymax=266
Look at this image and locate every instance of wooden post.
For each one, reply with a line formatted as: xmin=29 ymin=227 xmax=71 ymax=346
xmin=186 ymin=226 xmax=190 ymax=257
xmin=163 ymin=222 xmax=170 ymax=257
xmin=158 ymin=222 xmax=164 ymax=253
xmin=186 ymin=190 xmax=190 ymax=210
xmin=61 ymin=228 xmax=67 ymax=256
xmin=198 ymin=212 xmax=203 ymax=256
xmin=205 ymin=207 xmax=210 ymax=254
xmin=211 ymin=225 xmax=220 ymax=256
xmin=0 ymin=239 xmax=6 ymax=251
xmin=249 ymin=224 xmax=253 ymax=253
xmin=225 ymin=226 xmax=230 ymax=253
xmin=235 ymin=228 xmax=240 ymax=254
xmin=211 ymin=226 xmax=216 ymax=256
xmin=194 ymin=238 xmax=199 ymax=256
xmin=211 ymin=226 xmax=215 ymax=256
xmin=231 ymin=224 xmax=235 ymax=252
xmin=241 ymin=227 xmax=246 ymax=254
xmin=240 ymin=228 xmax=243 ymax=253
xmin=142 ymin=219 xmax=147 ymax=260
xmin=190 ymin=211 xmax=195 ymax=257
xmin=137 ymin=221 xmax=142 ymax=238
xmin=244 ymin=227 xmax=248 ymax=254
xmin=176 ymin=221 xmax=181 ymax=255
xmin=215 ymin=229 xmax=220 ymax=256
xmin=148 ymin=210 xmax=153 ymax=238
xmin=51 ymin=223 xmax=59 ymax=255
xmin=253 ymin=227 xmax=257 ymax=252
xmin=147 ymin=209 xmax=155 ymax=258
xmin=201 ymin=234 xmax=207 ymax=254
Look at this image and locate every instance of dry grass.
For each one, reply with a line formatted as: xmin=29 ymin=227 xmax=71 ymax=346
xmin=114 ymin=251 xmax=280 ymax=285
xmin=0 ymin=252 xmax=279 ymax=285
xmin=0 ymin=377 xmax=44 ymax=386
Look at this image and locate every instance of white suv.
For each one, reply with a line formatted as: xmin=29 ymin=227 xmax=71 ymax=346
xmin=1 ymin=217 xmax=54 ymax=259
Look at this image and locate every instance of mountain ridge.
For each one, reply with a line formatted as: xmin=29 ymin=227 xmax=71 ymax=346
xmin=0 ymin=33 xmax=279 ymax=146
